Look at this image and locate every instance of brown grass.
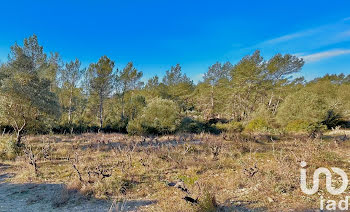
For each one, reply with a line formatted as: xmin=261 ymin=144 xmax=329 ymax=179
xmin=1 ymin=132 xmax=350 ymax=211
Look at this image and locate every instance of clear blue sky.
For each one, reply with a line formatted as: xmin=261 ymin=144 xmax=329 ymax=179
xmin=0 ymin=0 xmax=349 ymax=82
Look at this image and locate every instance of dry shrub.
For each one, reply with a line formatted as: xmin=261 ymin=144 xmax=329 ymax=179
xmin=5 ymin=132 xmax=350 ymax=211
xmin=195 ymin=184 xmax=218 ymax=212
xmin=67 ymin=180 xmax=83 ymax=191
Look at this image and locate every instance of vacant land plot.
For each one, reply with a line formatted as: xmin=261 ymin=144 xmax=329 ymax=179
xmin=1 ymin=132 xmax=350 ymax=211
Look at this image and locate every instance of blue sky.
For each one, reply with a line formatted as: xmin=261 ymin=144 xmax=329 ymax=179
xmin=0 ymin=0 xmax=349 ymax=83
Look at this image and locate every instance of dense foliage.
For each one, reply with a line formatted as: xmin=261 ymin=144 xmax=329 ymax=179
xmin=0 ymin=35 xmax=349 ymax=139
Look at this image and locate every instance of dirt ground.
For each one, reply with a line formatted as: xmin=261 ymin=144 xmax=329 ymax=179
xmin=0 ymin=163 xmax=155 ymax=212
xmin=2 ymin=132 xmax=349 ymax=211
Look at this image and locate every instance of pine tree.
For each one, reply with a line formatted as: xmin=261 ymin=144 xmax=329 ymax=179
xmin=87 ymin=56 xmax=115 ymax=130
xmin=0 ymin=35 xmax=60 ymax=145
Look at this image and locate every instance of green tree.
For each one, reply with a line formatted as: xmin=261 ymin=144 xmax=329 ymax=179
xmin=162 ymin=64 xmax=194 ymax=112
xmin=115 ymin=62 xmax=143 ymax=119
xmin=145 ymin=75 xmax=160 ymax=89
xmin=0 ymin=64 xmax=7 ymax=86
xmin=228 ymin=50 xmax=304 ymax=121
xmin=202 ymin=61 xmax=232 ymax=119
xmin=58 ymin=59 xmax=85 ymax=127
xmin=265 ymin=53 xmax=304 ymax=114
xmin=276 ymin=89 xmax=328 ymax=129
xmin=124 ymin=95 xmax=146 ymax=120
xmin=0 ymin=35 xmax=60 ymax=145
xmin=229 ymin=50 xmax=267 ymax=120
xmin=277 ymin=74 xmax=350 ymax=131
xmin=87 ymin=56 xmax=115 ymax=130
xmin=162 ymin=64 xmax=191 ymax=86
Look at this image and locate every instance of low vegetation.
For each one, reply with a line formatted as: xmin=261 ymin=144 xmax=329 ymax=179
xmin=1 ymin=131 xmax=349 ymax=211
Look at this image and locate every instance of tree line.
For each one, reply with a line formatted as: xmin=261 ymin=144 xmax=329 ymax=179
xmin=1 ymin=35 xmax=349 ymax=145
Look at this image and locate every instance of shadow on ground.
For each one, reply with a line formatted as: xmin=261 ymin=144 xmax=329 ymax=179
xmin=0 ymin=177 xmax=155 ymax=212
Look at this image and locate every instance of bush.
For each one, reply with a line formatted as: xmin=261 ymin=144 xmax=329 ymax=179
xmin=245 ymin=118 xmax=270 ymax=132
xmin=196 ymin=188 xmax=217 ymax=212
xmin=285 ymin=120 xmax=312 ymax=132
xmin=127 ymin=98 xmax=180 ymax=135
xmin=276 ymin=89 xmax=342 ymax=130
xmin=177 ymin=117 xmax=222 ymax=134
xmin=0 ymin=135 xmax=20 ymax=160
xmin=103 ymin=118 xmax=128 ymax=133
xmin=178 ymin=117 xmax=206 ymax=134
xmin=306 ymin=123 xmax=327 ymax=137
xmin=126 ymin=118 xmax=145 ymax=136
xmin=216 ymin=121 xmax=243 ymax=133
xmin=124 ymin=95 xmax=147 ymax=120
xmin=322 ymin=110 xmax=343 ymax=129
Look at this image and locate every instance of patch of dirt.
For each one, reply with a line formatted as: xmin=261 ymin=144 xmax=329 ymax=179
xmin=0 ymin=163 xmax=155 ymax=212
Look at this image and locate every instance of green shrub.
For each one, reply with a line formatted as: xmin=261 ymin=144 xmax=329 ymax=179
xmin=322 ymin=110 xmax=343 ymax=129
xmin=178 ymin=117 xmax=206 ymax=133
xmin=245 ymin=118 xmax=270 ymax=132
xmin=124 ymin=95 xmax=147 ymax=120
xmin=276 ymin=89 xmax=337 ymax=129
xmin=306 ymin=123 xmax=327 ymax=137
xmin=216 ymin=121 xmax=243 ymax=133
xmin=126 ymin=119 xmax=145 ymax=136
xmin=177 ymin=174 xmax=198 ymax=185
xmin=196 ymin=190 xmax=217 ymax=212
xmin=127 ymin=98 xmax=180 ymax=135
xmin=0 ymin=135 xmax=20 ymax=160
xmin=285 ymin=120 xmax=311 ymax=132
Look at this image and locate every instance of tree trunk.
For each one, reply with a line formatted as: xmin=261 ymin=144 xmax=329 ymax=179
xmin=268 ymin=93 xmax=274 ymax=107
xmin=272 ymin=96 xmax=281 ymax=115
xmin=14 ymin=120 xmax=26 ymax=147
xmin=121 ymin=92 xmax=125 ymax=119
xmin=99 ymin=93 xmax=104 ymax=130
xmin=68 ymin=86 xmax=73 ymax=124
xmin=16 ymin=128 xmax=23 ymax=147
xmin=210 ymin=85 xmax=215 ymax=119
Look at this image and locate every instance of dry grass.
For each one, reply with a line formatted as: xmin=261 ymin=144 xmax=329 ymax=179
xmin=325 ymin=127 xmax=350 ymax=136
xmin=1 ymin=131 xmax=350 ymax=211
